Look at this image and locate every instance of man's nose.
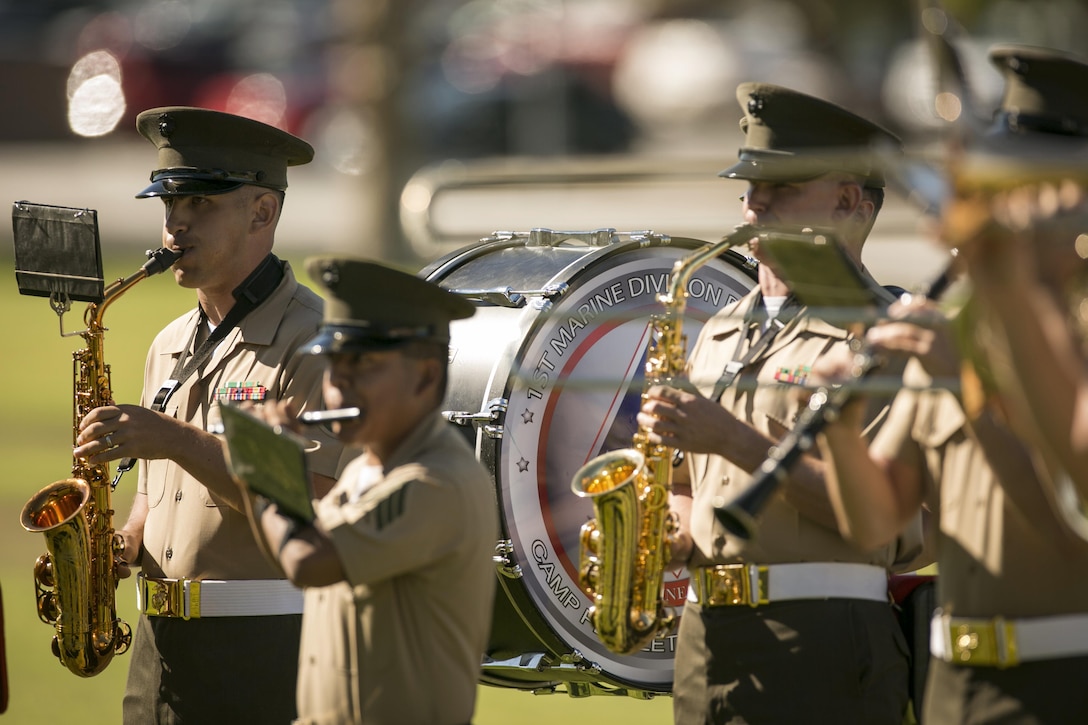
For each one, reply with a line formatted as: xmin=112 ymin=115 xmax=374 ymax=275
xmin=164 ymin=205 xmax=187 ymax=236
xmin=742 ymin=183 xmax=772 ymax=210
xmin=327 ymin=359 xmax=354 ymax=387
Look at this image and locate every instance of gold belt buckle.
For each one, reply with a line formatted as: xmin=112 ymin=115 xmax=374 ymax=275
xmin=140 ymin=576 xmax=202 ymax=619
xmin=948 ymin=617 xmax=1019 ymax=667
xmin=702 ymin=564 xmax=769 ymax=607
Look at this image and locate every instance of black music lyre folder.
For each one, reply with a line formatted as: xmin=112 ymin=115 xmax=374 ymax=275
xmin=219 ymin=404 xmax=316 ymax=524
xmin=757 ymin=231 xmax=890 ymax=310
xmin=12 ymin=201 xmax=105 ymax=304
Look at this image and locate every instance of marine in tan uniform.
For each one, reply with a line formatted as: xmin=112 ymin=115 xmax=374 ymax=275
xmin=244 ymin=257 xmax=499 ymax=725
xmin=638 ymin=84 xmax=920 ymax=724
xmin=73 ymin=108 xmax=351 ymax=724
xmin=816 ymin=46 xmax=1088 ymax=724
xmin=957 ymin=46 xmax=1088 ymax=508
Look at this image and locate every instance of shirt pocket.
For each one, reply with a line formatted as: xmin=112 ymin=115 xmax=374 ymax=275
xmin=913 ymin=392 xmax=964 ymax=451
xmin=144 ymin=397 xmax=182 ymax=508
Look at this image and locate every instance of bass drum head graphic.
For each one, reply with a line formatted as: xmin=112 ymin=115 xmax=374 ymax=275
xmin=425 ymin=231 xmax=756 ymax=694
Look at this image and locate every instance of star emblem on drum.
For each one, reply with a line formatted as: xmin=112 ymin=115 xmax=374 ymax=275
xmin=521 ymin=409 xmax=534 ymax=424
xmin=517 ymin=457 xmax=530 ymax=472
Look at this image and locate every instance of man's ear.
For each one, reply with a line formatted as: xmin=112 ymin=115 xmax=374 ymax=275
xmin=853 ymin=197 xmax=876 ymax=228
xmin=251 ymin=191 xmax=280 ymax=232
xmin=834 ymin=183 xmax=874 ymax=227
xmin=833 ymin=182 xmax=863 ymax=219
xmin=414 ymin=357 xmax=443 ymax=399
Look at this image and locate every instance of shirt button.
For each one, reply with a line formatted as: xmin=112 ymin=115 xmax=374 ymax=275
xmin=175 ymin=491 xmax=183 ymax=502
xmin=714 ymin=535 xmax=726 ymax=549
xmin=165 ymin=548 xmax=173 ymax=560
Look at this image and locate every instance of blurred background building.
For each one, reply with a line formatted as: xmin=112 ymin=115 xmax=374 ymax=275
xmin=1 ymin=0 xmax=1087 ymax=276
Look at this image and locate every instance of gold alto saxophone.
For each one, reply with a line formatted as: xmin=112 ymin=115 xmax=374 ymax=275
xmin=571 ymin=225 xmax=756 ymax=655
xmin=20 ymin=247 xmax=181 ymax=677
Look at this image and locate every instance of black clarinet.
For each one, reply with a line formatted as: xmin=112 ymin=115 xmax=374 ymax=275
xmin=713 ymin=266 xmax=955 ymax=540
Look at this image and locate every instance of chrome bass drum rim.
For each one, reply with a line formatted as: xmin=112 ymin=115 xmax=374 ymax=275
xmin=424 ymin=230 xmax=756 ymax=696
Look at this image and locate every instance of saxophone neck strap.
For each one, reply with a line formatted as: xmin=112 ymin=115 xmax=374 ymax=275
xmin=114 ymin=255 xmax=286 ymax=485
xmin=710 ymin=292 xmax=800 ymax=402
xmin=152 ymin=253 xmax=285 ymax=412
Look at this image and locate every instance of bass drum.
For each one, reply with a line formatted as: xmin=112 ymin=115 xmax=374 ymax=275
xmin=422 ymin=229 xmax=756 ymax=697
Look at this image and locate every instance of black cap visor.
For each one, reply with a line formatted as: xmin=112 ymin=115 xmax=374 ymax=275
xmin=135 ymin=165 xmax=277 ymax=198
xmin=136 ymin=176 xmax=245 ymax=199
xmin=719 ymin=149 xmax=829 ymax=184
xmin=720 ymin=148 xmax=883 ymax=187
xmin=303 ymin=324 xmax=447 ymax=356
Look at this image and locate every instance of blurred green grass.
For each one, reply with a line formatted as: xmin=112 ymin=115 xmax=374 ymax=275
xmin=0 ymin=250 xmax=671 ymax=724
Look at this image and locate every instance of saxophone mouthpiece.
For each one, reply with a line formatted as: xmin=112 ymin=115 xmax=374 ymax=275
xmin=142 ymin=248 xmax=183 ymax=276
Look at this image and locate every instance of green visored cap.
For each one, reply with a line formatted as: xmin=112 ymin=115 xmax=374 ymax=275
xmin=719 ymin=82 xmax=901 ymax=188
xmin=964 ymin=45 xmax=1088 ymax=183
xmin=135 ymin=106 xmax=314 ymax=198
xmin=303 ymin=256 xmax=476 ymax=355
xmin=988 ymin=45 xmax=1088 ymax=139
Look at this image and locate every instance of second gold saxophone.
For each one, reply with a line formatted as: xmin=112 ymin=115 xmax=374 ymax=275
xmin=20 ymin=247 xmax=181 ymax=677
xmin=571 ymin=225 xmax=755 ymax=655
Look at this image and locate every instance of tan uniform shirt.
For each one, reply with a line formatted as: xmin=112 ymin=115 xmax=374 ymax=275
xmin=871 ymin=359 xmax=1088 ymax=618
xmin=687 ymin=288 xmax=914 ymax=569
xmin=296 ymin=414 xmax=498 ymax=725
xmin=138 ymin=263 xmax=349 ymax=580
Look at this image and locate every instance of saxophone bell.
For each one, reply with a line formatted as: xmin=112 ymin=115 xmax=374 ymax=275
xmin=572 ymin=448 xmax=676 ymax=655
xmin=20 ymin=478 xmax=131 ymax=676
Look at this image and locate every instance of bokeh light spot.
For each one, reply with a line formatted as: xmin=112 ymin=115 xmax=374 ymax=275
xmin=226 ymin=74 xmax=288 ymax=129
xmin=1075 ymin=233 xmax=1088 ymax=260
xmin=67 ymin=51 xmax=126 ymax=137
xmin=934 ymin=91 xmax=962 ymax=122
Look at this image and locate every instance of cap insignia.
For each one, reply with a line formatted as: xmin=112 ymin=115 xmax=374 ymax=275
xmin=320 ymin=261 xmax=340 ymax=288
xmin=748 ymin=94 xmax=765 ymax=115
xmin=157 ymin=114 xmax=175 ymax=138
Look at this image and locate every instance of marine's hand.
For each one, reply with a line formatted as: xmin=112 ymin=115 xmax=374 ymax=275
xmin=74 ymin=404 xmax=183 ymax=464
xmin=638 ymin=384 xmax=740 ymax=454
xmin=965 ymin=180 xmax=1088 ymax=293
xmin=246 ymin=399 xmax=304 ymax=436
xmin=112 ymin=528 xmax=140 ymax=580
xmin=868 ymin=296 xmax=959 ymax=381
xmin=807 ymin=345 xmax=860 ymax=388
xmin=804 ymin=347 xmax=869 ymax=430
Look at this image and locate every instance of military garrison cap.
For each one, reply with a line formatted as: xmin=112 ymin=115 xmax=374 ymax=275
xmin=988 ymin=45 xmax=1088 ymax=140
xmin=303 ymin=256 xmax=475 ymax=355
xmin=719 ymin=83 xmax=901 ymax=188
xmin=135 ymin=106 xmax=314 ymax=198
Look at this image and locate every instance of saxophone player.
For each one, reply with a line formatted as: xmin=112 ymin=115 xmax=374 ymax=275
xmin=637 ymin=84 xmax=923 ymax=724
xmin=72 ymin=108 xmax=352 ymax=724
xmin=814 ymin=46 xmax=1088 ymax=724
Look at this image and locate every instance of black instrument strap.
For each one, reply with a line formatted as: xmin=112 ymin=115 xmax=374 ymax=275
xmin=707 ymin=280 xmax=903 ymax=402
xmin=672 ymin=294 xmax=798 ymax=470
xmin=709 ymin=293 xmax=799 ymax=402
xmin=112 ymin=254 xmax=285 ymax=486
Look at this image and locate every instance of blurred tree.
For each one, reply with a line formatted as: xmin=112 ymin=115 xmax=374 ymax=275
xmin=326 ymin=0 xmax=417 ymax=262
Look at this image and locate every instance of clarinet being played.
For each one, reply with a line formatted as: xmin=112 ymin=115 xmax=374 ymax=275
xmin=713 ymin=265 xmax=956 ymax=539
